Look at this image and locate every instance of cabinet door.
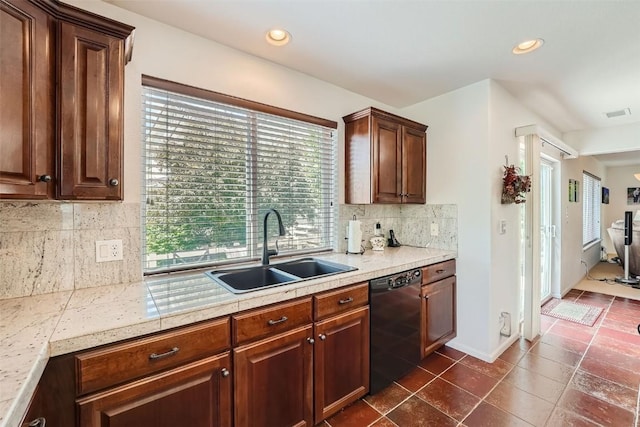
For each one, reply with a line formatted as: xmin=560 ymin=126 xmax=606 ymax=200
xmin=371 ymin=116 xmax=402 ymax=203
xmin=0 ymin=0 xmax=53 ymax=198
xmin=402 ymin=126 xmax=426 ymax=204
xmin=77 ymin=353 xmax=232 ymax=427
xmin=58 ymin=21 xmax=124 ymax=200
xmin=234 ymin=325 xmax=313 ymax=427
xmin=421 ymin=276 xmax=456 ymax=358
xmin=314 ymin=306 xmax=369 ymax=424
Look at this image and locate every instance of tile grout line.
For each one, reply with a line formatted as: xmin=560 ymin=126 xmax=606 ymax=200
xmin=365 ymin=353 xmax=461 ymax=426
xmin=636 ymin=382 xmax=640 ymax=427
xmin=542 ymin=294 xmax=617 ymax=426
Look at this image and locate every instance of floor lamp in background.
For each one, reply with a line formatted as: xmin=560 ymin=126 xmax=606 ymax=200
xmin=615 ymin=211 xmax=639 ymax=286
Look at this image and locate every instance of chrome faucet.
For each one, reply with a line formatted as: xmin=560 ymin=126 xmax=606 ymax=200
xmin=262 ymin=208 xmax=286 ymax=265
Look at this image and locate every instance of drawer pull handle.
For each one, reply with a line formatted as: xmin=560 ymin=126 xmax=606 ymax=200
xmin=338 ymin=297 xmax=354 ymax=305
xmin=28 ymin=418 xmax=46 ymax=427
xmin=268 ymin=316 xmax=288 ymax=326
xmin=149 ymin=347 xmax=180 ymax=360
xmin=221 ymin=368 xmax=230 ymax=377
xmin=436 ymin=269 xmax=445 ymax=274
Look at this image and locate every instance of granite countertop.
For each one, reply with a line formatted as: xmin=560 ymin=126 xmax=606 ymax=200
xmin=0 ymin=246 xmax=455 ymax=427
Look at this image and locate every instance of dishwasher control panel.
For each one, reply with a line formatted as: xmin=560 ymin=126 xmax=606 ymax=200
xmin=370 ymin=269 xmax=421 ymax=290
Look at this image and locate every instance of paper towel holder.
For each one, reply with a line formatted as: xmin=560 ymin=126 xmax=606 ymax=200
xmin=345 ymin=215 xmax=365 ymax=255
xmin=345 ymin=242 xmax=365 ymax=255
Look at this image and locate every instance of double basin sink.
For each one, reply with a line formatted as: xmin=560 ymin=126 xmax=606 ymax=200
xmin=205 ymin=258 xmax=357 ymax=294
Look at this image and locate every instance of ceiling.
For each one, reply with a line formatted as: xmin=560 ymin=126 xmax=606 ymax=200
xmin=107 ymin=0 xmax=640 ymax=165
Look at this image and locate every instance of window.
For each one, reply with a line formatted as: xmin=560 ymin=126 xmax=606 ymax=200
xmin=582 ymin=171 xmax=601 ymax=247
xmin=141 ymin=77 xmax=337 ymax=274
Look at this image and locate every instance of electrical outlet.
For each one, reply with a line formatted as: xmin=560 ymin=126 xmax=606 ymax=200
xmin=96 ymin=239 xmax=123 ymax=262
xmin=430 ymin=223 xmax=439 ymax=236
xmin=500 ymin=312 xmax=511 ymax=337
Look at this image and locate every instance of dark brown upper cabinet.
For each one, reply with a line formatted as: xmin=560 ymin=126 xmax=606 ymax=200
xmin=0 ymin=0 xmax=134 ymax=200
xmin=343 ymin=107 xmax=427 ymax=204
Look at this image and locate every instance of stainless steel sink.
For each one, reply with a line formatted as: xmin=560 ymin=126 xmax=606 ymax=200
xmin=205 ymin=258 xmax=356 ymax=294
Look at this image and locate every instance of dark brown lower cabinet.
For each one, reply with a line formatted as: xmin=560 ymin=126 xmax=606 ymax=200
xmin=421 ymin=276 xmax=456 ymax=357
xmin=314 ymin=306 xmax=370 ymax=424
xmin=233 ymin=325 xmax=314 ymax=427
xmin=76 ymin=353 xmax=232 ymax=427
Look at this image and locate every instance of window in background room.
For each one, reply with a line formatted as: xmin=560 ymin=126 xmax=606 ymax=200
xmin=582 ymin=171 xmax=601 ymax=247
xmin=141 ymin=76 xmax=337 ymax=274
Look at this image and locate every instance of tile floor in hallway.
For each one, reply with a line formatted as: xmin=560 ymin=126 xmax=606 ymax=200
xmin=323 ymin=289 xmax=640 ymax=427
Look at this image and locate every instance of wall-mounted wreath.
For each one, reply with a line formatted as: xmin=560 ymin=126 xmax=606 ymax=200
xmin=501 ymin=164 xmax=531 ymax=204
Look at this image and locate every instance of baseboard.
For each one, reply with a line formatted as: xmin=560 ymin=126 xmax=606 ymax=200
xmin=445 ymin=333 xmax=520 ymax=363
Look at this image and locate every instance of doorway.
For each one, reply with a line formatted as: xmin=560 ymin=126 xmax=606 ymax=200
xmin=519 ymin=132 xmax=564 ymax=341
xmin=540 ymin=158 xmax=554 ymax=303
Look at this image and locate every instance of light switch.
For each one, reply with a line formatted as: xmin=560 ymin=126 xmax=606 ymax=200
xmin=499 ymin=219 xmax=507 ymax=235
xmin=430 ymin=223 xmax=439 ymax=236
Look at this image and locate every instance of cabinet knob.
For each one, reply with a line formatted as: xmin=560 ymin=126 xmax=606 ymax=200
xmin=28 ymin=418 xmax=46 ymax=427
xmin=318 ymin=334 xmax=326 ymax=341
xmin=38 ymin=175 xmax=52 ymax=183
xmin=424 ymin=295 xmax=429 ymax=300
xmin=221 ymin=368 xmax=230 ymax=377
xmin=307 ymin=337 xmax=315 ymax=344
xmin=108 ymin=178 xmax=119 ymax=186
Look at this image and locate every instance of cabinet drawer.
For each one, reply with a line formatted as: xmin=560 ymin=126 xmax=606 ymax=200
xmin=422 ymin=259 xmax=456 ymax=284
xmin=76 ymin=317 xmax=230 ymax=395
xmin=232 ymin=298 xmax=312 ymax=346
xmin=314 ymin=282 xmax=368 ymax=320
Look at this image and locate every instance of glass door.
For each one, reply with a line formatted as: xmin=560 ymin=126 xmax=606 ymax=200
xmin=540 ymin=159 xmax=553 ymax=303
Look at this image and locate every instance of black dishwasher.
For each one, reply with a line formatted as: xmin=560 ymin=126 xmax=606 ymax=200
xmin=369 ymin=268 xmax=422 ymax=394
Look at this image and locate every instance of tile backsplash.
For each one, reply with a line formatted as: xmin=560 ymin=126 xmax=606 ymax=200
xmin=0 ymin=201 xmax=457 ymax=300
xmin=338 ymin=204 xmax=457 ymax=253
xmin=0 ymin=202 xmax=142 ymax=299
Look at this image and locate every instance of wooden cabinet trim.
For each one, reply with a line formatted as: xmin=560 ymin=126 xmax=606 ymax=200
xmin=0 ymin=0 xmax=54 ymax=199
xmin=233 ymin=325 xmax=313 ymax=427
xmin=232 ymin=297 xmax=312 ymax=346
xmin=422 ymin=259 xmax=456 ymax=284
xmin=421 ymin=276 xmax=456 ymax=358
xmin=0 ymin=0 xmax=132 ymax=200
xmin=313 ymin=282 xmax=368 ymax=321
xmin=343 ymin=106 xmax=427 ymax=204
xmin=76 ymin=317 xmax=230 ymax=395
xmin=77 ymin=352 xmax=232 ymax=427
xmin=314 ymin=306 xmax=369 ymax=423
xmin=342 ymin=107 xmax=428 ymax=132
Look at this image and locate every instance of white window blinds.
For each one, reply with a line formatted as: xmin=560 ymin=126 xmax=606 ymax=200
xmin=142 ymin=78 xmax=337 ymax=273
xmin=582 ymin=171 xmax=601 ymax=247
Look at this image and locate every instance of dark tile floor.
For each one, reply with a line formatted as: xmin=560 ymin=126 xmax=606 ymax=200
xmin=323 ymin=289 xmax=640 ymax=427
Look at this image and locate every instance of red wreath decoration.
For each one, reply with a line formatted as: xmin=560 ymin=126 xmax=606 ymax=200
xmin=501 ymin=165 xmax=531 ymax=204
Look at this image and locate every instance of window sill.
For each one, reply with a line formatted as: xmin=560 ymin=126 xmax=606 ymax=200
xmin=582 ymin=239 xmax=601 ymax=252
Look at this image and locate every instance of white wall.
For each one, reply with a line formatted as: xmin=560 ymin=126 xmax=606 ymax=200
xmin=64 ymin=0 xmax=401 ymax=205
xmin=402 ymin=80 xmax=493 ymax=358
xmin=60 ymin=1 xmax=606 ymax=361
xmin=602 ymin=165 xmax=640 ymax=253
xmin=403 ymin=80 xmax=574 ymax=361
xmin=564 ymin=122 xmax=640 ymax=155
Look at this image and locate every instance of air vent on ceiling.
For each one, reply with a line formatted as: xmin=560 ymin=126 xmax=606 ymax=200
xmin=604 ymin=108 xmax=631 ymax=118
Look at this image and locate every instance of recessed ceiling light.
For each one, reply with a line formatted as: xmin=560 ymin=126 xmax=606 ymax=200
xmin=512 ymin=38 xmax=544 ymax=55
xmin=266 ymin=28 xmax=291 ymax=46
